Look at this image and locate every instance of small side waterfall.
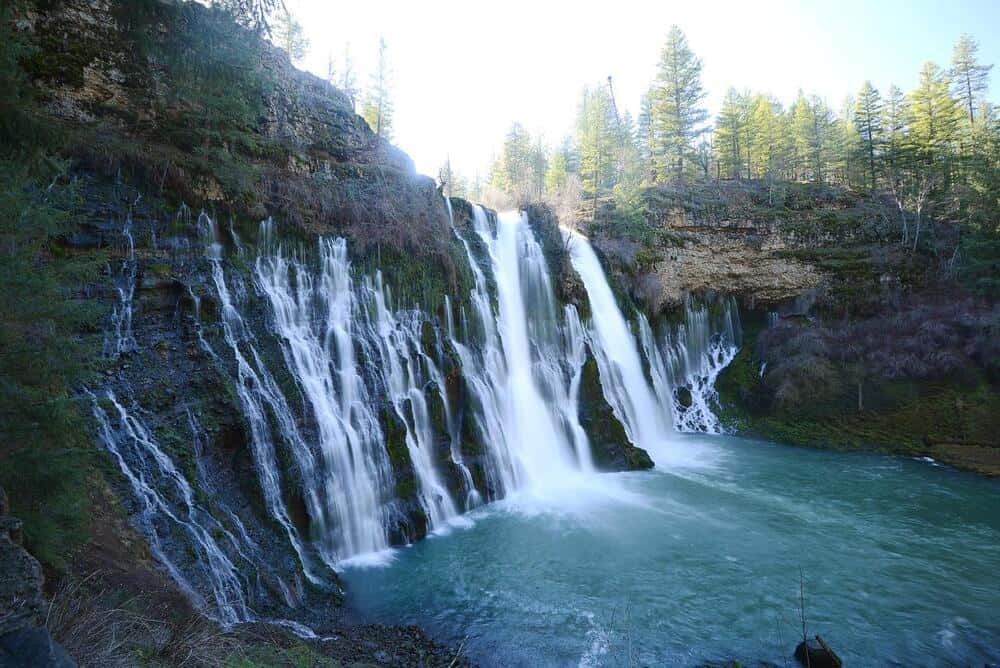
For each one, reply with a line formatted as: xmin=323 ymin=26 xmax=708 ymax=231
xmin=639 ymin=299 xmax=741 ymax=434
xmin=91 ymin=390 xmax=256 ymax=626
xmin=253 ymin=227 xmax=393 ymax=563
xmin=201 ymin=217 xmax=324 ymax=578
xmin=565 ymin=230 xmax=676 ymax=459
xmin=566 ymin=229 xmax=743 ymax=450
xmin=360 ymin=272 xmax=459 ymax=525
xmin=103 ymin=217 xmax=137 ymax=358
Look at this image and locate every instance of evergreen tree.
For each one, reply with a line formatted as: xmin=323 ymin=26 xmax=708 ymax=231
xmin=545 ymin=149 xmax=570 ymax=194
xmin=361 ymin=37 xmax=393 ymax=141
xmin=649 ymin=25 xmax=708 ymax=181
xmin=791 ymin=92 xmax=833 ymax=182
xmin=575 ymin=86 xmax=618 ymax=194
xmin=907 ymin=61 xmax=961 ymax=167
xmin=950 ymin=34 xmax=993 ymax=126
xmin=439 ymin=157 xmax=466 ymax=198
xmin=545 ymin=136 xmax=578 ymax=195
xmin=749 ymin=94 xmax=787 ymax=181
xmin=834 ymin=96 xmax=862 ymax=188
xmin=882 ymin=84 xmax=908 ymax=178
xmin=273 ymin=9 xmax=309 ymax=64
xmin=636 ymin=92 xmax=655 ymax=179
xmin=489 ymin=122 xmax=536 ymax=197
xmin=529 ymin=134 xmax=548 ymax=200
xmin=715 ymin=87 xmax=745 ymax=179
xmin=854 ymin=81 xmax=883 ymax=193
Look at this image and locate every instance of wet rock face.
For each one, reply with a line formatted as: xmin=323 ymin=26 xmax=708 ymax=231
xmin=0 ymin=486 xmax=77 ymax=667
xmin=577 ymin=358 xmax=654 ymax=471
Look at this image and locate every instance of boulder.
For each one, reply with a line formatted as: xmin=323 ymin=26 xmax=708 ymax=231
xmin=794 ymin=635 xmax=842 ymax=668
xmin=0 ymin=487 xmax=77 ymax=667
xmin=0 ymin=627 xmax=76 ymax=668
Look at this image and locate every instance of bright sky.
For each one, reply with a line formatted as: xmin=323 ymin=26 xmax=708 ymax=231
xmin=285 ymin=0 xmax=1000 ymax=180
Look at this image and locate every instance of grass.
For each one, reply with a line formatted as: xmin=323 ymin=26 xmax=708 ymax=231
xmin=47 ymin=573 xmax=342 ymax=668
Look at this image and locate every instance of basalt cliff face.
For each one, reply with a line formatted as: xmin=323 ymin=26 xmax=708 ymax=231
xmin=2 ymin=2 xmax=710 ymax=663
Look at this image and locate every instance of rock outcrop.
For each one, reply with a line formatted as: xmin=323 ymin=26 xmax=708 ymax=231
xmin=0 ymin=487 xmax=76 ymax=668
xmin=643 ymin=209 xmax=823 ymax=310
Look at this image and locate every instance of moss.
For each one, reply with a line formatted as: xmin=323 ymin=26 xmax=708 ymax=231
xmin=719 ymin=359 xmax=1000 ymax=473
xmin=146 ymin=262 xmax=171 ymax=278
xmin=156 ymin=421 xmax=199 ymax=486
xmin=577 ymin=356 xmax=653 ymax=471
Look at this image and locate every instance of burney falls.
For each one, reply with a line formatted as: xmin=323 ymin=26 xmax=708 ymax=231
xmin=1 ymin=1 xmax=999 ymax=666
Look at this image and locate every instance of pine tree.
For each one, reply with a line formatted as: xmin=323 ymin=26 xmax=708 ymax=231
xmin=545 ymin=149 xmax=570 ymax=195
xmin=791 ymin=92 xmax=834 ymax=182
xmin=489 ymin=122 xmax=536 ymax=197
xmin=882 ymin=84 xmax=908 ymax=176
xmin=575 ymin=86 xmax=618 ymax=194
xmin=273 ymin=9 xmax=309 ymax=64
xmin=907 ymin=61 xmax=961 ymax=167
xmin=950 ymin=34 xmax=993 ymax=126
xmin=834 ymin=96 xmax=862 ymax=189
xmin=545 ymin=136 xmax=578 ymax=195
xmin=361 ymin=37 xmax=393 ymax=141
xmin=749 ymin=94 xmax=787 ymax=181
xmin=636 ymin=92 xmax=655 ymax=180
xmin=854 ymin=81 xmax=883 ymax=193
xmin=715 ymin=88 xmax=745 ymax=179
xmin=649 ymin=25 xmax=708 ymax=181
xmin=529 ymin=134 xmax=548 ymax=200
xmin=440 ymin=157 xmax=467 ymax=198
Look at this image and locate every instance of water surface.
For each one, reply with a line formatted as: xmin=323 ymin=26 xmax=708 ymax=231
xmin=342 ymin=435 xmax=1000 ymax=666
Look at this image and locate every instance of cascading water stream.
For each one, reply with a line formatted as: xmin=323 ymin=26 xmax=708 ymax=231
xmin=90 ymin=390 xmax=255 ymax=626
xmin=253 ymin=226 xmax=394 ymax=563
xmin=93 ymin=201 xmax=744 ymax=635
xmin=449 ymin=207 xmax=594 ymax=496
xmin=564 ymin=229 xmax=677 ymax=460
xmin=360 ymin=272 xmax=458 ymax=526
xmin=639 ymin=298 xmax=741 ymax=434
xmin=199 ymin=215 xmax=324 ymax=578
xmin=104 ymin=216 xmax=137 ymax=358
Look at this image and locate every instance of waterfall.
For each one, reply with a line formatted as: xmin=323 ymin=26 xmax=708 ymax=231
xmin=252 ymin=226 xmax=393 ymax=563
xmin=203 ymin=215 xmax=471 ymax=564
xmin=90 ymin=390 xmax=256 ymax=626
xmin=200 ymin=216 xmax=325 ymax=578
xmin=104 ymin=216 xmax=137 ymax=358
xmin=360 ymin=272 xmax=459 ymax=525
xmin=638 ymin=298 xmax=741 ymax=434
xmin=565 ymin=230 xmax=742 ymax=455
xmin=95 ymin=201 xmax=743 ymax=627
xmin=449 ymin=207 xmax=593 ymax=496
xmin=564 ymin=230 xmax=676 ymax=460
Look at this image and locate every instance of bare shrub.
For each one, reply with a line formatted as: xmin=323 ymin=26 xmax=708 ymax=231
xmin=756 ymin=296 xmax=996 ymax=410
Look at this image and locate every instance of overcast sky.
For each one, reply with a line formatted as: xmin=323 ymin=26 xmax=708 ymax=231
xmin=284 ymin=0 xmax=999 ymax=180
